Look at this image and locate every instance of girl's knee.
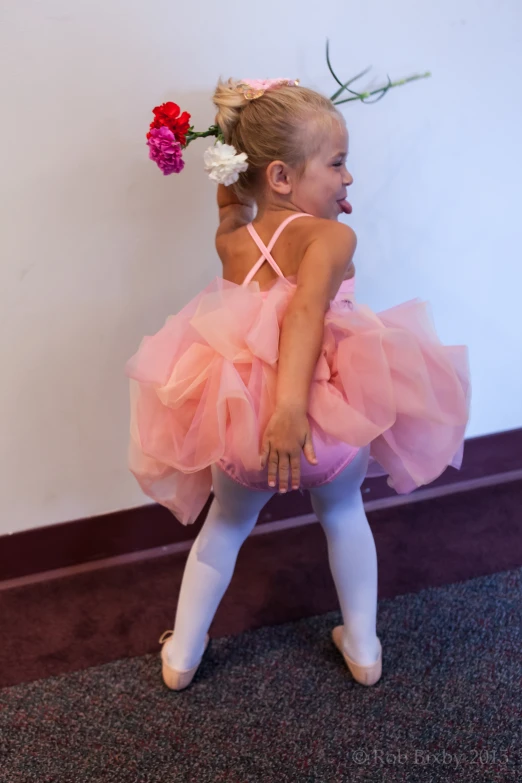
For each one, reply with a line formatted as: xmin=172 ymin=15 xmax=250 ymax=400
xmin=194 ymin=502 xmax=255 ymax=565
xmin=312 ymin=492 xmax=365 ymax=529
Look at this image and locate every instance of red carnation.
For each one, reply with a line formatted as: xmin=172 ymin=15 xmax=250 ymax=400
xmin=147 ymin=102 xmax=191 ymax=146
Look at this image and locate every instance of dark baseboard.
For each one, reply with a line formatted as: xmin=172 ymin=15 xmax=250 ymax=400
xmin=1 ymin=428 xmax=521 ymax=583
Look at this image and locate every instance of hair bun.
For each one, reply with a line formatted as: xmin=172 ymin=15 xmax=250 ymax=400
xmin=212 ymin=79 xmax=250 ymax=143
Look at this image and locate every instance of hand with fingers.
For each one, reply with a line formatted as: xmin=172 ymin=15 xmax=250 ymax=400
xmin=260 ymin=404 xmax=318 ymax=493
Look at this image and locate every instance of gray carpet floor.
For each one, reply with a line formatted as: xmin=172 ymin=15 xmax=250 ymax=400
xmin=1 ymin=568 xmax=520 ymax=783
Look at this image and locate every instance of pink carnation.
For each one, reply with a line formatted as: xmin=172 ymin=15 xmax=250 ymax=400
xmin=147 ymin=126 xmax=184 ymax=175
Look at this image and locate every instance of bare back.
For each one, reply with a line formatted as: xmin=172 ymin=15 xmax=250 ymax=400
xmin=216 ymin=212 xmax=355 ymax=291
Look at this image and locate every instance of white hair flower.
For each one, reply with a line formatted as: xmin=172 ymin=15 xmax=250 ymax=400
xmin=203 ymin=141 xmax=248 ymax=186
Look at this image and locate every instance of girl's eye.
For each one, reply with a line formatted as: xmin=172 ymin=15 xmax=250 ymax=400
xmin=333 ymin=162 xmax=343 ymax=168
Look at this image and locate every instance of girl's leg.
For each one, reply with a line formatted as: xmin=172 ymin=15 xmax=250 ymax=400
xmin=165 ymin=465 xmax=274 ymax=671
xmin=309 ymin=446 xmax=380 ymax=666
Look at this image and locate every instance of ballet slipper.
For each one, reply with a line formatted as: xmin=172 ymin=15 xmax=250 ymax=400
xmin=159 ymin=630 xmax=211 ymax=691
xmin=331 ymin=626 xmax=382 ymax=686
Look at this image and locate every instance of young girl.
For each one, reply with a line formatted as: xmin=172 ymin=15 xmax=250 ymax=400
xmin=126 ymin=78 xmax=470 ymax=690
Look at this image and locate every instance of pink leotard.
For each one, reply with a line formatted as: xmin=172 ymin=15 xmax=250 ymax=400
xmin=217 ymin=212 xmax=360 ymax=491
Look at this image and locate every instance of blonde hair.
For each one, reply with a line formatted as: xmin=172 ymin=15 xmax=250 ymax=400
xmin=212 ymin=79 xmax=343 ymax=201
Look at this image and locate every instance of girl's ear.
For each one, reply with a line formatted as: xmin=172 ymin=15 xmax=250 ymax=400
xmin=265 ymin=160 xmax=293 ymax=195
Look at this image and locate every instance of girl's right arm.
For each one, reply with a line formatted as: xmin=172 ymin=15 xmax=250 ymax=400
xmin=215 ymin=183 xmax=254 ymax=237
xmin=260 ymin=221 xmax=357 ymax=492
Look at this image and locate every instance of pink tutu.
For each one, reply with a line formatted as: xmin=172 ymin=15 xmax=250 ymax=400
xmin=126 ymin=273 xmax=470 ymax=525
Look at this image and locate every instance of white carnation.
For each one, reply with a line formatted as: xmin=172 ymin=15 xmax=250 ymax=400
xmin=203 ymin=141 xmax=248 ymax=186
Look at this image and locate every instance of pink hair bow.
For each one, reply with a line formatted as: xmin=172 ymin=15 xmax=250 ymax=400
xmin=237 ymin=78 xmax=299 ymax=100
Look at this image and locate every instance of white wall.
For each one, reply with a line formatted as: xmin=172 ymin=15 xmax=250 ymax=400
xmin=1 ymin=0 xmax=521 ymax=534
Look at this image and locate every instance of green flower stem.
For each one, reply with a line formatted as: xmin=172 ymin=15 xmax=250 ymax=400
xmin=330 ymin=66 xmax=373 ymax=102
xmin=332 ymin=72 xmax=431 ymax=105
xmin=185 ymin=125 xmax=222 ymax=146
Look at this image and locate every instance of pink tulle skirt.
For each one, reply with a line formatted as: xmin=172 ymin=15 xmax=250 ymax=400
xmin=126 ymin=277 xmax=470 ymax=524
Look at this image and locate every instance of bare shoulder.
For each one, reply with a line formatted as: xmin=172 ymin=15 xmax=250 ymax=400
xmin=297 ymin=218 xmax=357 ymax=280
xmin=314 ymin=219 xmax=357 ymax=256
xmin=290 ymin=218 xmax=356 ymax=307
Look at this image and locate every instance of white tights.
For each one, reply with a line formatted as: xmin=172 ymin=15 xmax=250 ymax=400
xmin=166 ymin=446 xmax=379 ymax=670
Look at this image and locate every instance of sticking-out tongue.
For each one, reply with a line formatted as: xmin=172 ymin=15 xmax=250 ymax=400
xmin=339 ymin=199 xmax=352 ymax=214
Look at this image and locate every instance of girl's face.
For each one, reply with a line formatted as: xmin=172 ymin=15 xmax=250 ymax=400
xmin=292 ymin=119 xmax=353 ymax=220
